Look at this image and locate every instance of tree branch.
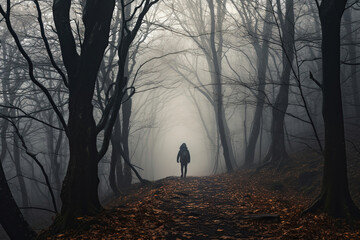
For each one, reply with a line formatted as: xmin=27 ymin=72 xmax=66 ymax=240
xmin=0 ymin=4 xmax=68 ymax=132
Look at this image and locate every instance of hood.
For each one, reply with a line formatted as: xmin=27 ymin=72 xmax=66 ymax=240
xmin=180 ymin=143 xmax=187 ymax=150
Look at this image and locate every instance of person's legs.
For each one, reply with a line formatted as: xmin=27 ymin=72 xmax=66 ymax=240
xmin=181 ymin=163 xmax=184 ymax=177
xmin=184 ymin=163 xmax=187 ymax=178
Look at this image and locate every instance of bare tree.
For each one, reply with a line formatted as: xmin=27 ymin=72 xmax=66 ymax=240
xmin=229 ymin=0 xmax=274 ymax=167
xmin=1 ymin=0 xmax=159 ymax=231
xmin=304 ymin=0 xmax=360 ymax=219
xmin=170 ymin=0 xmax=235 ymax=172
xmin=262 ymin=0 xmax=295 ymax=167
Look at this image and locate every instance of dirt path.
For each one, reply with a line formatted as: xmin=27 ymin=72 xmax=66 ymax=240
xmin=49 ymin=173 xmax=360 ymax=239
xmin=139 ymin=176 xmax=264 ymax=239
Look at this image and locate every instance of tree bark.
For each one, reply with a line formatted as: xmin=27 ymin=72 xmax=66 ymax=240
xmin=46 ymin=113 xmax=63 ymax=193
xmin=305 ymin=0 xmax=360 ymax=219
xmin=122 ymin=91 xmax=132 ymax=187
xmin=343 ymin=9 xmax=360 ymax=119
xmin=263 ymin=0 xmax=294 ymax=167
xmin=0 ymin=159 xmax=36 ymax=240
xmin=58 ymin=80 xmax=102 ymax=229
xmin=109 ymin=115 xmax=122 ymax=195
xmin=207 ymin=0 xmax=233 ymax=172
xmin=244 ymin=0 xmax=273 ymax=167
xmin=13 ymin=132 xmax=29 ymax=213
xmin=52 ymin=0 xmax=115 ymax=230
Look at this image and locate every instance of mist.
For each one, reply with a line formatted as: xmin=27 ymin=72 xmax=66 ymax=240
xmin=1 ymin=0 xmax=360 ymax=239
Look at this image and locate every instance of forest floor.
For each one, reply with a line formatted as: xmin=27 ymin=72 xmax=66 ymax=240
xmin=45 ymin=152 xmax=360 ymax=240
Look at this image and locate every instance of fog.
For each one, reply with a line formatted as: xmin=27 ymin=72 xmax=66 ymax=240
xmin=1 ymin=0 xmax=360 ymax=238
xmin=151 ymin=94 xmax=213 ymax=179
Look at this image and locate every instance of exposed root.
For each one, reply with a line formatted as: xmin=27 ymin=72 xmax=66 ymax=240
xmin=303 ymin=193 xmax=360 ymax=222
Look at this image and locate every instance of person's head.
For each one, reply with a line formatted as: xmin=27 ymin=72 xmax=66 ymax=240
xmin=180 ymin=143 xmax=187 ymax=149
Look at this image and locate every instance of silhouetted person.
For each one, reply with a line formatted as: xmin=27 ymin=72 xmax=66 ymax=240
xmin=177 ymin=143 xmax=190 ymax=178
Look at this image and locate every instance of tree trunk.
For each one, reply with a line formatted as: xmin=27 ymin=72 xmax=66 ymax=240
xmin=208 ymin=0 xmax=233 ymax=172
xmin=52 ymin=125 xmax=63 ymax=193
xmin=0 ymin=159 xmax=36 ymax=240
xmin=0 ymin=119 xmax=8 ymax=164
xmin=13 ymin=132 xmax=29 ymax=213
xmin=305 ymin=0 xmax=360 ymax=219
xmin=52 ymin=0 xmax=115 ymax=230
xmin=122 ymin=91 xmax=132 ymax=187
xmin=58 ymin=95 xmax=100 ymax=228
xmin=343 ymin=9 xmax=360 ymax=119
xmin=263 ymin=0 xmax=294 ymax=167
xmin=46 ymin=114 xmax=63 ymax=193
xmin=190 ymin=92 xmax=218 ymax=171
xmin=243 ymin=102 xmax=248 ymax=160
xmin=244 ymin=0 xmax=273 ymax=167
xmin=109 ymin=115 xmax=122 ymax=195
xmin=0 ymin=41 xmax=34 ymax=238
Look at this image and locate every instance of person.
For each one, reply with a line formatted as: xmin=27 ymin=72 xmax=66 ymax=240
xmin=177 ymin=143 xmax=190 ymax=178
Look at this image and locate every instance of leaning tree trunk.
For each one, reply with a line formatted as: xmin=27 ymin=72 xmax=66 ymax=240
xmin=0 ymin=158 xmax=36 ymax=239
xmin=305 ymin=0 xmax=360 ymax=219
xmin=263 ymin=0 xmax=294 ymax=167
xmin=0 ymin=110 xmax=35 ymax=239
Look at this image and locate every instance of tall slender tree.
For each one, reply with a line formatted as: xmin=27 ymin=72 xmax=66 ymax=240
xmin=263 ymin=0 xmax=295 ymax=167
xmin=231 ymin=0 xmax=274 ymax=167
xmin=171 ymin=0 xmax=235 ymax=172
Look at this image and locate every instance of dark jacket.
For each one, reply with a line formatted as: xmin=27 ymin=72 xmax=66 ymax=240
xmin=177 ymin=144 xmax=190 ymax=164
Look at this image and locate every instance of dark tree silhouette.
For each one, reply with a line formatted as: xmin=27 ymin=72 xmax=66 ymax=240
xmin=0 ymin=138 xmax=36 ymax=239
xmin=53 ymin=0 xmax=158 ymax=229
xmin=305 ymin=0 xmax=360 ymax=219
xmin=1 ymin=0 xmax=159 ymax=231
xmin=51 ymin=0 xmax=116 ymax=229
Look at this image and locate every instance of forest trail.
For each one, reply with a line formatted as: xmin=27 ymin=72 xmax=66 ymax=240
xmin=48 ymin=168 xmax=360 ymax=239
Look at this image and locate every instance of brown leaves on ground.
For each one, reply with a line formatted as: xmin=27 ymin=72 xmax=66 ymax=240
xmin=47 ymin=171 xmax=360 ymax=239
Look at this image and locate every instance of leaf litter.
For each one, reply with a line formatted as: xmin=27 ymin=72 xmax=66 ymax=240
xmin=47 ymin=169 xmax=360 ymax=239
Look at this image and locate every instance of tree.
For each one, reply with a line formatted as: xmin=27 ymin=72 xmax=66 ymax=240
xmin=51 ymin=0 xmax=116 ymax=229
xmin=207 ymin=0 xmax=234 ymax=172
xmin=1 ymin=0 xmax=159 ymax=231
xmin=170 ymin=0 xmax=235 ymax=172
xmin=0 ymin=155 xmax=36 ymax=240
xmin=55 ymin=0 xmax=159 ymax=229
xmin=343 ymin=7 xmax=360 ymax=120
xmin=230 ymin=0 xmax=274 ymax=167
xmin=262 ymin=0 xmax=295 ymax=167
xmin=98 ymin=3 xmax=159 ymax=194
xmin=305 ymin=0 xmax=360 ymax=219
xmin=0 ymin=20 xmax=61 ymax=239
